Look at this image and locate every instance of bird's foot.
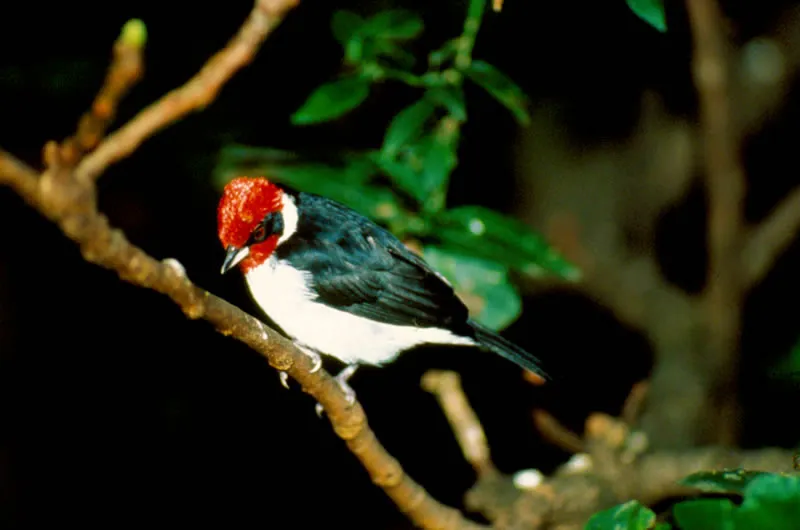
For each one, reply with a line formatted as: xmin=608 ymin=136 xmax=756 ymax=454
xmin=295 ymin=343 xmax=323 ymax=373
xmin=315 ymin=364 xmax=359 ymax=417
xmin=278 ymin=371 xmax=290 ymax=389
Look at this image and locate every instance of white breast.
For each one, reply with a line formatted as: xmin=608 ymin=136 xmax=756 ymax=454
xmin=245 ymin=257 xmax=475 ymax=366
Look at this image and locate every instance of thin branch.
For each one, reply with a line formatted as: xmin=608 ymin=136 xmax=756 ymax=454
xmin=422 ymin=370 xmax=494 ymax=475
xmin=686 ymin=0 xmax=746 ymax=446
xmin=75 ymin=0 xmax=298 ymax=184
xmin=687 ymin=0 xmax=746 ymax=287
xmin=742 ymin=186 xmax=800 ymax=287
xmin=59 ymin=20 xmax=145 ymax=166
xmin=532 ymin=409 xmax=585 ymax=454
xmin=0 ymin=4 xmax=489 ymax=528
xmin=621 ymin=381 xmax=649 ymax=426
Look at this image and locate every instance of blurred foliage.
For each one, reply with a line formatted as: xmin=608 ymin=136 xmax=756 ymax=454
xmin=625 ymin=0 xmax=667 ymax=32
xmin=214 ymin=0 xmax=580 ymax=331
xmin=586 ymin=470 xmax=800 ymax=530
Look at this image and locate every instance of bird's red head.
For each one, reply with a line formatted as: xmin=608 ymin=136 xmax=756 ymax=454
xmin=217 ymin=176 xmax=284 ymax=273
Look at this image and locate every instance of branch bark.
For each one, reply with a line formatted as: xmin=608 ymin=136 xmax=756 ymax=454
xmin=0 ymin=4 xmax=488 ymax=529
xmin=742 ymin=185 xmax=800 ymax=287
xmin=428 ymin=369 xmax=795 ymax=530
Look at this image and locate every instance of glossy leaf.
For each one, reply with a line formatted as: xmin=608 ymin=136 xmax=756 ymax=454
xmin=433 ymin=206 xmax=580 ymax=280
xmin=462 ymin=60 xmax=530 ymax=125
xmin=736 ymin=473 xmax=800 ymax=530
xmin=585 ymin=500 xmax=657 ymax=530
xmin=331 ymin=10 xmax=365 ymax=45
xmin=679 ymin=469 xmax=768 ymax=495
xmin=363 ymin=9 xmax=423 ymax=40
xmin=372 ymin=155 xmax=426 ymax=204
xmin=425 ymin=86 xmax=467 ymax=121
xmin=418 ymin=133 xmax=457 ymax=209
xmin=423 ymin=246 xmax=521 ymax=330
xmin=673 ymin=499 xmax=736 ymax=530
xmin=291 ymin=76 xmax=371 ymax=125
xmin=382 ymin=99 xmax=437 ymax=158
xmin=626 ymin=0 xmax=667 ymax=33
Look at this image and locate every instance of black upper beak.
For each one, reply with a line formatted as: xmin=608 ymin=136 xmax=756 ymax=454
xmin=221 ymin=245 xmax=249 ymax=274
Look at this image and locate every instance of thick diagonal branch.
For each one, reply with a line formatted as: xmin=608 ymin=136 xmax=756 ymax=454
xmin=0 ymin=150 xmax=487 ymax=530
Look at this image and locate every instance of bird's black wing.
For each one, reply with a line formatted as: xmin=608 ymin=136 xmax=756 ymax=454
xmin=277 ymin=194 xmax=471 ymax=333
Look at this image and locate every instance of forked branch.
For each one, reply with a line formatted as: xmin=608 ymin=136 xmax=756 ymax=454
xmin=0 ymin=3 xmax=487 ymax=529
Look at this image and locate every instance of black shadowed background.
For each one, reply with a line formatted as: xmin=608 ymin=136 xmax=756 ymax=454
xmin=1 ymin=0 xmax=800 ymax=528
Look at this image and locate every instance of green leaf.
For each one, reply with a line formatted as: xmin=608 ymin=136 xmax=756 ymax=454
xmin=673 ymin=499 xmax=736 ymax=530
xmin=425 ymin=86 xmax=467 ymax=121
xmin=423 ymin=246 xmax=522 ymax=330
xmin=291 ymin=76 xmax=371 ymax=125
xmin=679 ymin=469 xmax=769 ymax=495
xmin=382 ymin=99 xmax=437 ymax=158
xmin=462 ymin=60 xmax=530 ymax=125
xmin=372 ymin=155 xmax=427 ymax=204
xmin=433 ymin=206 xmax=580 ymax=280
xmin=585 ymin=500 xmax=657 ymax=530
xmin=363 ymin=9 xmax=423 ymax=40
xmin=736 ymin=473 xmax=800 ymax=530
xmin=417 ymin=133 xmax=457 ymax=210
xmin=429 ymin=38 xmax=458 ymax=68
xmin=331 ymin=10 xmax=366 ymax=45
xmin=626 ymin=0 xmax=667 ymax=33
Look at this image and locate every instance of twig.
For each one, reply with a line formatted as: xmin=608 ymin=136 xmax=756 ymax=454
xmin=621 ymin=381 xmax=649 ymax=426
xmin=59 ymin=19 xmax=145 ymax=166
xmin=75 ymin=0 xmax=298 ymax=184
xmin=532 ymin=409 xmax=585 ymax=454
xmin=422 ymin=370 xmax=494 ymax=475
xmin=0 ymin=5 xmax=489 ymax=529
xmin=742 ymin=186 xmax=800 ymax=287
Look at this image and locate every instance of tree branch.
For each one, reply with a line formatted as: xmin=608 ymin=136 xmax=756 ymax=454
xmin=75 ymin=0 xmax=298 ymax=184
xmin=0 ymin=5 xmax=488 ymax=529
xmin=687 ymin=0 xmax=746 ymax=290
xmin=687 ymin=0 xmax=747 ymax=445
xmin=742 ymin=185 xmax=800 ymax=287
xmin=422 ymin=370 xmax=495 ymax=475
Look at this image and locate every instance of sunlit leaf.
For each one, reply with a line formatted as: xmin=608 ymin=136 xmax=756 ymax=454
xmin=672 ymin=499 xmax=735 ymax=530
xmin=331 ymin=10 xmax=365 ymax=45
xmin=462 ymin=60 xmax=530 ymax=125
xmin=371 ymin=155 xmax=427 ymax=204
xmin=291 ymin=76 xmax=371 ymax=125
xmin=423 ymin=246 xmax=521 ymax=330
xmin=363 ymin=9 xmax=423 ymax=40
xmin=626 ymin=0 xmax=667 ymax=33
xmin=425 ymin=86 xmax=467 ymax=121
xmin=736 ymin=473 xmax=800 ymax=530
xmin=433 ymin=206 xmax=580 ymax=280
xmin=680 ymin=469 xmax=769 ymax=495
xmin=382 ymin=99 xmax=437 ymax=158
xmin=585 ymin=500 xmax=657 ymax=530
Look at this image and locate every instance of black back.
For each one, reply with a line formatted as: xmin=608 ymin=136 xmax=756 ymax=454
xmin=275 ymin=192 xmax=472 ymax=335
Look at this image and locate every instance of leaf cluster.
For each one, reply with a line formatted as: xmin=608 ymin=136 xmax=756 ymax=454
xmin=587 ymin=470 xmax=800 ymax=530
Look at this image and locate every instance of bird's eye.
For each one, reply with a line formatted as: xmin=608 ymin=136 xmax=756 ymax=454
xmin=251 ymin=224 xmax=267 ymax=242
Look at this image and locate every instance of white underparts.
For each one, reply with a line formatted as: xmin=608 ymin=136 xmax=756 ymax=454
xmin=245 ymin=257 xmax=475 ymax=366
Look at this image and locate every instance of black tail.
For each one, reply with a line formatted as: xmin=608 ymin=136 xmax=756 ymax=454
xmin=468 ymin=320 xmax=548 ymax=379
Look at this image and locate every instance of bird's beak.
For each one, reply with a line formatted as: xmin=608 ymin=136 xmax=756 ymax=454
xmin=221 ymin=245 xmax=250 ymax=274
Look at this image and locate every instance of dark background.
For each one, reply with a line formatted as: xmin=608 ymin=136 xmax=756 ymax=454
xmin=1 ymin=1 xmax=799 ymax=528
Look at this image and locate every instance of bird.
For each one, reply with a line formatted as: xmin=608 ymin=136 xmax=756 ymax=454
xmin=217 ymin=176 xmax=546 ymax=407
